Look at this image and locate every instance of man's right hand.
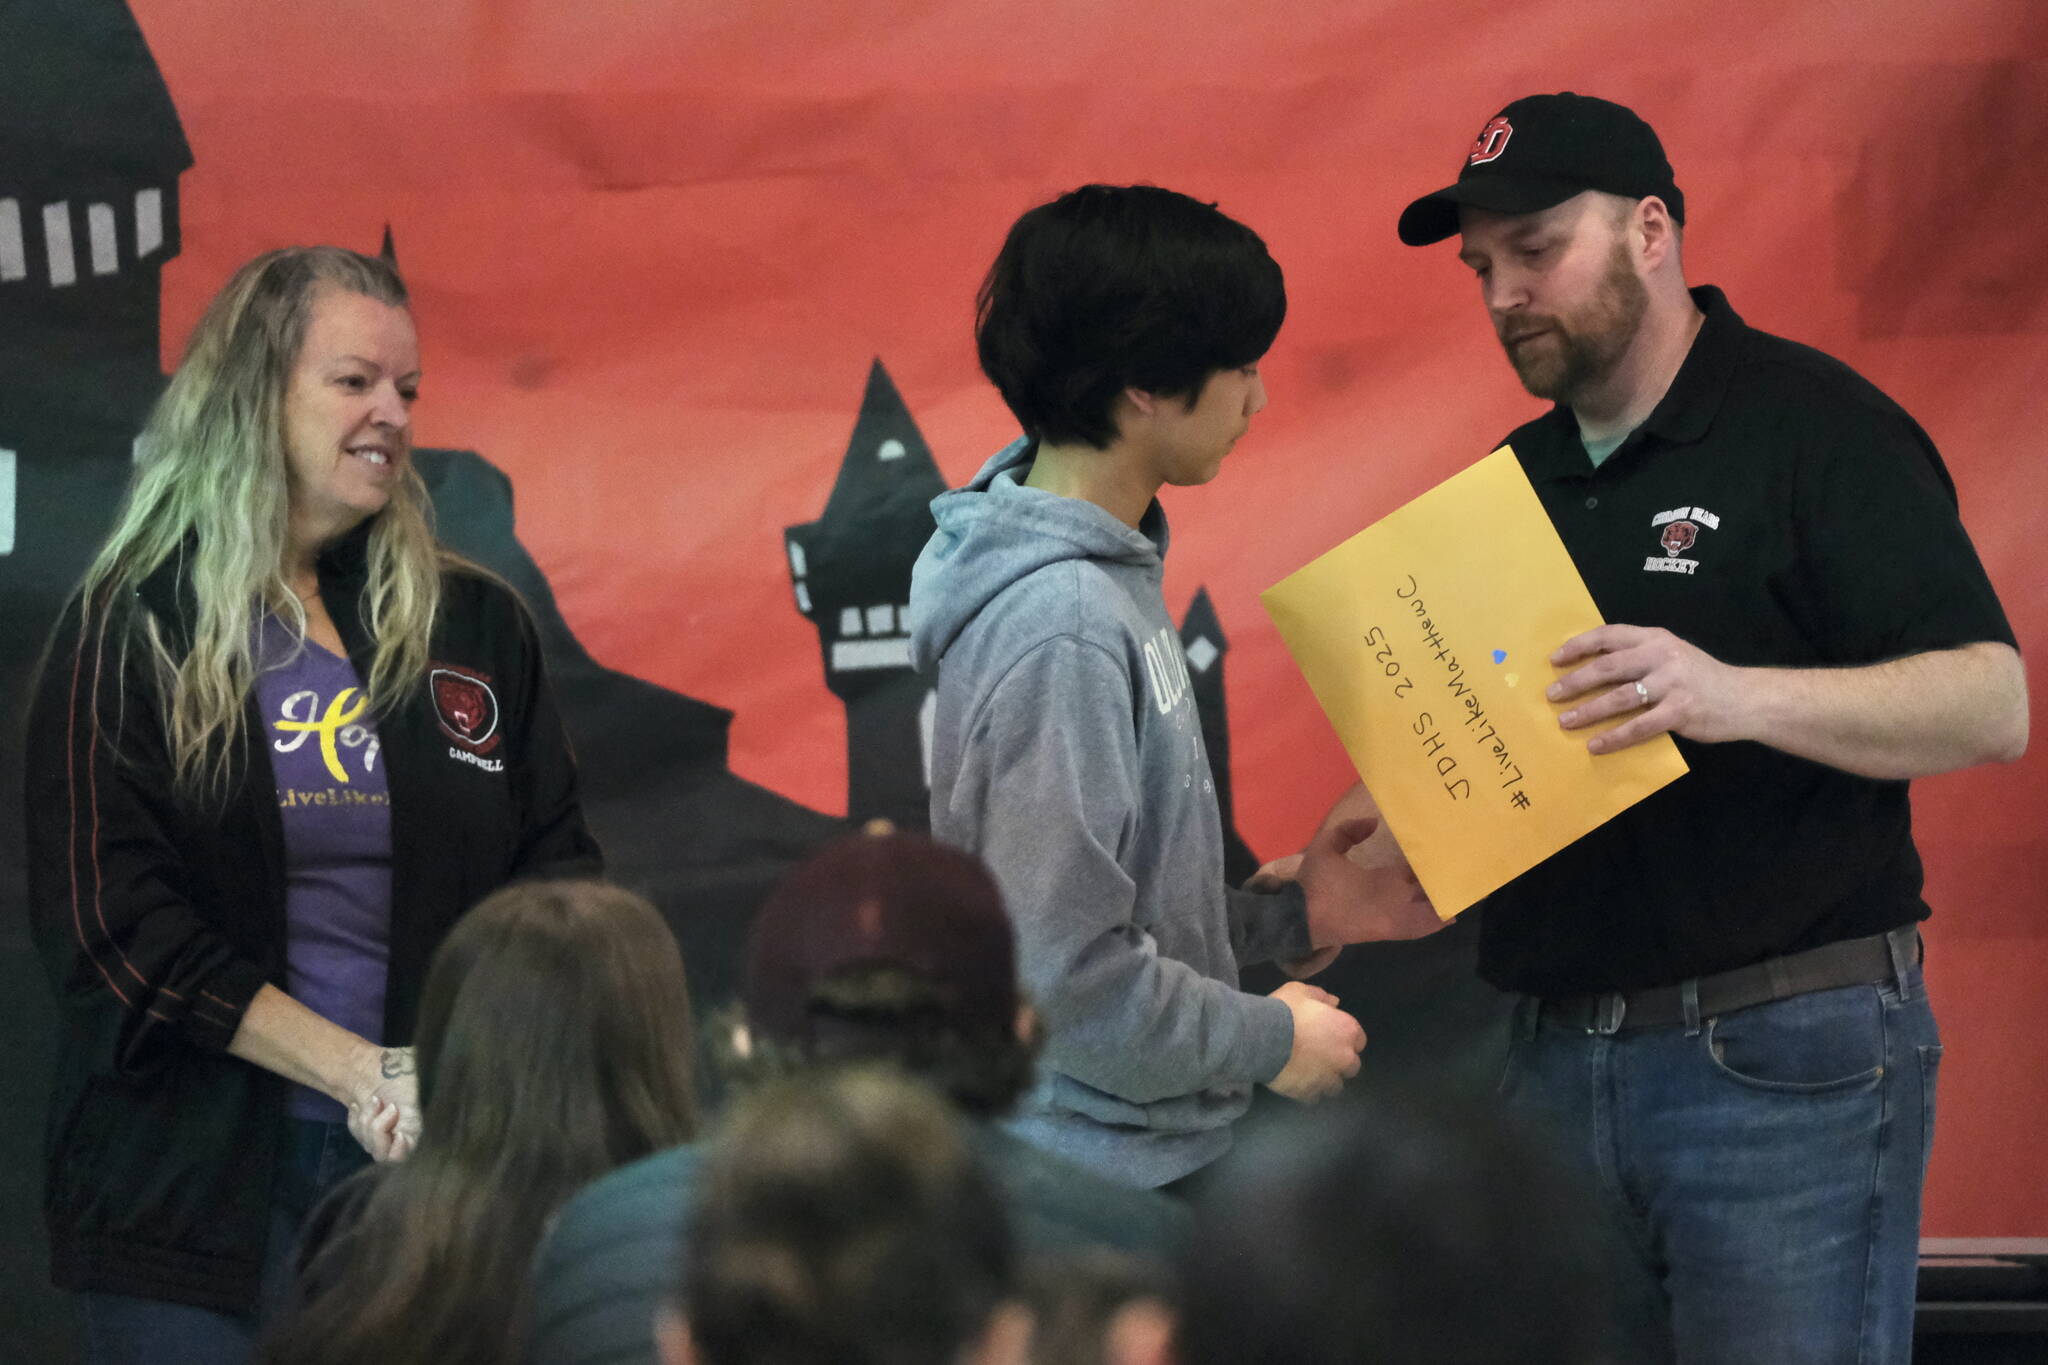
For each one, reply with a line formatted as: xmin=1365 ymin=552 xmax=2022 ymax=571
xmin=1266 ymin=982 xmax=1366 ymax=1103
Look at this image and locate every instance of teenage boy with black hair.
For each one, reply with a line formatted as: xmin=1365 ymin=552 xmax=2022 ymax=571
xmin=909 ymin=184 xmax=1446 ymax=1191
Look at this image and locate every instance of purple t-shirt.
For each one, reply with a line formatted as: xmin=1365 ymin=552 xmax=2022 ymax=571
xmin=255 ymin=615 xmax=394 ymax=1121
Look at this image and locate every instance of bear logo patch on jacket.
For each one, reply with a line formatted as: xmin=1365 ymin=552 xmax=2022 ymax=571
xmin=431 ymin=665 xmax=502 ymax=756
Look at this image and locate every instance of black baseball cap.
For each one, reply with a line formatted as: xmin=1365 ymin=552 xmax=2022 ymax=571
xmin=1397 ymin=92 xmax=1683 ymax=246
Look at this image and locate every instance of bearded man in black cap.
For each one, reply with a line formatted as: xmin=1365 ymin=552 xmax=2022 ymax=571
xmin=1392 ymin=92 xmax=2027 ymax=1364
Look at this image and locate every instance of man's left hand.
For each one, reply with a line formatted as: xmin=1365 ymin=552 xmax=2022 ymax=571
xmin=1550 ymin=624 xmax=1752 ymax=755
xmin=1296 ymin=818 xmax=1446 ymax=946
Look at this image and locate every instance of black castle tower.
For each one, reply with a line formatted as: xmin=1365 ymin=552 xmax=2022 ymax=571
xmin=0 ymin=0 xmax=187 ymax=423
xmin=784 ymin=362 xmax=946 ymax=829
xmin=0 ymin=6 xmax=193 ymax=1357
xmin=1181 ymin=586 xmax=1259 ymax=886
xmin=1 ymin=0 xmax=192 ymax=906
xmin=0 ymin=0 xmax=189 ymax=668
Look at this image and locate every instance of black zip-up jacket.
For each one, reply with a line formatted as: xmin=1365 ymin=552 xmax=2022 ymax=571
xmin=22 ymin=528 xmax=601 ymax=1312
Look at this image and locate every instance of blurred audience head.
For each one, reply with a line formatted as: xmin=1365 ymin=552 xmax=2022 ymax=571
xmin=1022 ymin=1250 xmax=1177 ymax=1365
xmin=264 ymin=879 xmax=699 ymax=1365
xmin=725 ymin=823 xmax=1037 ymax=1117
xmin=415 ymin=877 xmax=699 ymax=1156
xmin=662 ymin=1067 xmax=1031 ymax=1365
xmin=1172 ymin=1085 xmax=1609 ymax=1365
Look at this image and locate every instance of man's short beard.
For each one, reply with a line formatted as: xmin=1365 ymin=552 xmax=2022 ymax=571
xmin=1502 ymin=238 xmax=1649 ymax=405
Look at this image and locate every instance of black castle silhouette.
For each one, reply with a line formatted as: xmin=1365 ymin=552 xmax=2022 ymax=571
xmin=0 ymin=0 xmax=1265 ymax=982
xmin=0 ymin=9 xmax=1501 ymax=1355
xmin=1 ymin=0 xmax=196 ymax=926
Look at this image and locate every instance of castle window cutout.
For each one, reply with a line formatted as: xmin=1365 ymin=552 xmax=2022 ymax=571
xmin=878 ymin=439 xmax=906 ymax=460
xmin=839 ymin=606 xmax=864 ymax=636
xmin=865 ymin=604 xmax=894 ymax=634
xmin=831 ymin=638 xmax=913 ymax=672
xmin=137 ymin=189 xmax=163 ymax=257
xmin=787 ymin=540 xmax=812 ymax=612
xmin=0 ymin=201 xmax=23 ymax=281
xmin=0 ymin=449 xmax=14 ymax=554
xmin=88 ymin=204 xmax=118 ymax=275
xmin=42 ymin=203 xmax=75 ymax=286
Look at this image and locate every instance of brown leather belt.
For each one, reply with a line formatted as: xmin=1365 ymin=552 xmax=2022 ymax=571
xmin=1538 ymin=926 xmax=1921 ymax=1035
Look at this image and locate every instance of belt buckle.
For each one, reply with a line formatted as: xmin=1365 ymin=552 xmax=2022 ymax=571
xmin=1590 ymin=992 xmax=1627 ymax=1035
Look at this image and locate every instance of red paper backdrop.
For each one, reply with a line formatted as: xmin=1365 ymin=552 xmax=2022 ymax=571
xmin=133 ymin=0 xmax=2046 ymax=1233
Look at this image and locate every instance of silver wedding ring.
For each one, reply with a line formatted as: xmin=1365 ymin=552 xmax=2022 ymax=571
xmin=1634 ymin=680 xmax=1652 ymax=706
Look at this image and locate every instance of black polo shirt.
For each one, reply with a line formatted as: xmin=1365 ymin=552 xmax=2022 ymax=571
xmin=1479 ymin=286 xmax=2016 ymax=996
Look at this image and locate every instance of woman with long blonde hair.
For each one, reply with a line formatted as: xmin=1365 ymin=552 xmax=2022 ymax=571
xmin=23 ymin=245 xmax=600 ymax=1364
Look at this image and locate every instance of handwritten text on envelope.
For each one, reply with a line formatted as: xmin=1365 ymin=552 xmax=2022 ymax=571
xmin=1260 ymin=446 xmax=1687 ymax=917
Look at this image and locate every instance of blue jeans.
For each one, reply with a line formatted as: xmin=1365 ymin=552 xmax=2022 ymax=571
xmin=1501 ymin=937 xmax=1939 ymax=1365
xmin=79 ymin=1117 xmax=370 ymax=1365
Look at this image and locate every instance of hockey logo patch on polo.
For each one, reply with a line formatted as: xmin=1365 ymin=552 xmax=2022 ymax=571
xmin=431 ymin=664 xmax=503 ymax=759
xmin=1645 ymin=505 xmax=1718 ymax=576
xmin=1468 ymin=116 xmax=1513 ymax=165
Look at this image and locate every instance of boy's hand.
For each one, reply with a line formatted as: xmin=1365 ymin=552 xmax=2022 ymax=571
xmin=1266 ymin=982 xmax=1366 ymax=1103
xmin=1247 ymin=852 xmax=1340 ymax=977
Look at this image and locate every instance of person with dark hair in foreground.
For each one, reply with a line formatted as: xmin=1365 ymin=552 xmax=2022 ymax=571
xmin=1165 ymin=1089 xmax=1609 ymax=1365
xmin=1392 ymin=93 xmax=2026 ymax=1363
xmin=529 ymin=826 xmax=1189 ymax=1365
xmin=259 ymin=880 xmax=698 ymax=1365
xmin=657 ymin=1069 xmax=1033 ymax=1365
xmin=908 ymin=184 xmax=1446 ymax=1193
xmin=1021 ymin=1250 xmax=1177 ymax=1365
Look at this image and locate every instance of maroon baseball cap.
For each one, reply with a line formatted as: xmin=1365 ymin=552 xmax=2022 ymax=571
xmin=742 ymin=827 xmax=1019 ymax=1047
xmin=1398 ymin=92 xmax=1684 ymax=246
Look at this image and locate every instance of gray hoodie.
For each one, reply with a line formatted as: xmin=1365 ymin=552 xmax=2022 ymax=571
xmin=909 ymin=437 xmax=1310 ymax=1187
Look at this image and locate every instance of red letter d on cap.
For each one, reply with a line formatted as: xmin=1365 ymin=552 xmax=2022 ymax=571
xmin=1468 ymin=117 xmax=1512 ymax=165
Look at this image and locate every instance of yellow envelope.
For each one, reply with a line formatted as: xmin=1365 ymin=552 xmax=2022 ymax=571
xmin=1260 ymin=445 xmax=1687 ymax=917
